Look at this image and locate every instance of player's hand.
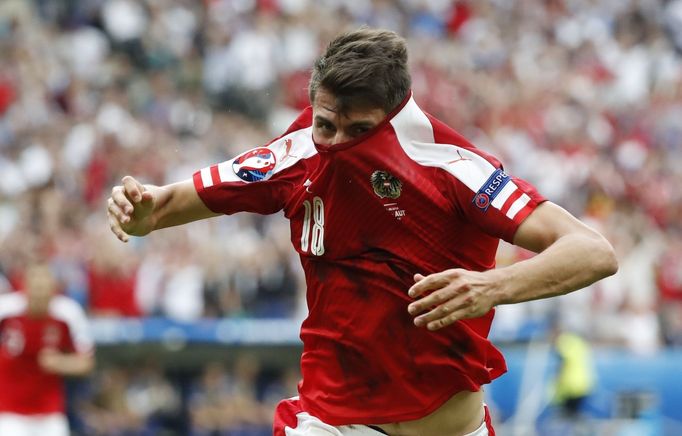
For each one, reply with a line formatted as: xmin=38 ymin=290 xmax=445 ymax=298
xmin=107 ymin=176 xmax=155 ymax=242
xmin=406 ymin=269 xmax=500 ymax=331
xmin=37 ymin=348 xmax=62 ymax=374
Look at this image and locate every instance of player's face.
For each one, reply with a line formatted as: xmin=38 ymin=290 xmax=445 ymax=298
xmin=312 ymin=88 xmax=387 ymax=146
xmin=25 ymin=264 xmax=57 ymax=315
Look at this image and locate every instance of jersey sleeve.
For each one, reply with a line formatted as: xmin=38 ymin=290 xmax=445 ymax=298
xmin=51 ymin=296 xmax=94 ymax=355
xmin=193 ymin=125 xmax=316 ymax=215
xmin=441 ymin=147 xmax=546 ymax=243
xmin=0 ymin=293 xmax=25 ymax=322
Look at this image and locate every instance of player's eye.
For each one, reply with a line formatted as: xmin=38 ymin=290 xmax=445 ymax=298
xmin=351 ymin=126 xmax=371 ymax=136
xmin=316 ymin=122 xmax=335 ymax=133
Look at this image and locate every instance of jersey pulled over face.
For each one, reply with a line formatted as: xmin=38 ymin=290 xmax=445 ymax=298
xmin=311 ymin=88 xmax=387 ymax=147
xmin=193 ymin=93 xmax=545 ymax=425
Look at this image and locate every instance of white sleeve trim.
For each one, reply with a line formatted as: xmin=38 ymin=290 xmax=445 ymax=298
xmin=200 ymin=167 xmax=213 ymax=188
xmin=491 ymin=181 xmax=518 ymax=209
xmin=506 ymin=193 xmax=531 ymax=219
xmin=49 ymin=296 xmax=94 ymax=354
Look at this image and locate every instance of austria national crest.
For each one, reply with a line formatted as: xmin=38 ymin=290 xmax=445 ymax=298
xmin=371 ymin=170 xmax=403 ymax=199
xmin=232 ymin=147 xmax=277 ymax=182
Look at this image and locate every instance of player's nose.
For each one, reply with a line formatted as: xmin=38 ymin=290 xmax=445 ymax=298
xmin=330 ymin=132 xmax=351 ymax=145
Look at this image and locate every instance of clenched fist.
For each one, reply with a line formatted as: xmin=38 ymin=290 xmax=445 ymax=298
xmin=107 ymin=176 xmax=155 ymax=242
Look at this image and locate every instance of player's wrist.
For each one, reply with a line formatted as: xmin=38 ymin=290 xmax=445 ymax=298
xmin=488 ymin=267 xmax=515 ymax=307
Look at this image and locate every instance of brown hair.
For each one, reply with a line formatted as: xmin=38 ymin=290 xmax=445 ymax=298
xmin=309 ymin=27 xmax=411 ymax=114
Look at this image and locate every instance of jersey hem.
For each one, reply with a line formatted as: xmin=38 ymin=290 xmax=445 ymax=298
xmin=300 ymin=384 xmax=483 ymax=426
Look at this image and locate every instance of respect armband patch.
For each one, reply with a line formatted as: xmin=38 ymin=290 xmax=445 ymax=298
xmin=472 ymin=169 xmax=510 ymax=211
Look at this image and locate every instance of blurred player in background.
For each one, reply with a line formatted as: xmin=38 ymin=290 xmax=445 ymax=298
xmin=552 ymin=331 xmax=595 ymax=418
xmin=0 ymin=262 xmax=94 ymax=436
xmin=107 ymin=28 xmax=617 ymax=436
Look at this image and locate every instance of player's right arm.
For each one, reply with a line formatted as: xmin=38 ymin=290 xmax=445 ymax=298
xmin=37 ymin=348 xmax=94 ymax=376
xmin=107 ymin=175 xmax=219 ymax=242
xmin=108 ymin=112 xmax=316 ymax=242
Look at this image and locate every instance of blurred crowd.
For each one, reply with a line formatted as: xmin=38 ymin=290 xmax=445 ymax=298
xmin=1 ymin=0 xmax=681 ymax=359
xmin=3 ymin=0 xmax=682 ymax=433
xmin=69 ymin=353 xmax=299 ymax=436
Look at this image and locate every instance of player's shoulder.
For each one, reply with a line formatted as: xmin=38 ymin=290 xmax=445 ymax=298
xmin=49 ymin=295 xmax=87 ymax=321
xmin=265 ymin=107 xmax=317 ymax=166
xmin=389 ymin=97 xmax=503 ymax=190
xmin=0 ymin=292 xmax=27 ymax=319
xmin=265 ymin=122 xmax=318 ymax=170
xmin=200 ymin=108 xmax=316 ymax=188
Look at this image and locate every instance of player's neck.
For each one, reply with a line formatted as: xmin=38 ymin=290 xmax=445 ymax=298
xmin=26 ymin=302 xmax=50 ymax=317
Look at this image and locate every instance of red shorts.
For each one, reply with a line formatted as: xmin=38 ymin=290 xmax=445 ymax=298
xmin=273 ymin=396 xmax=495 ymax=435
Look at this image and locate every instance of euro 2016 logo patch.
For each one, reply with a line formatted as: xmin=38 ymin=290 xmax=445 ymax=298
xmin=232 ymin=147 xmax=277 ymax=182
xmin=371 ymin=170 xmax=402 ymax=199
xmin=473 ymin=168 xmax=510 ymax=211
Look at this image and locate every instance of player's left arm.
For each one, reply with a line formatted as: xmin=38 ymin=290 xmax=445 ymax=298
xmin=407 ymin=201 xmax=618 ymax=330
xmin=40 ymin=297 xmax=96 ymax=376
xmin=38 ymin=349 xmax=94 ymax=376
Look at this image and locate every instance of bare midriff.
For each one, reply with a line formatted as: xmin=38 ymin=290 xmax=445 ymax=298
xmin=375 ymin=390 xmax=484 ymax=436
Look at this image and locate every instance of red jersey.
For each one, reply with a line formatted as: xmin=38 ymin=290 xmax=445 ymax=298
xmin=194 ymin=94 xmax=545 ymax=425
xmin=0 ymin=292 xmax=93 ymax=415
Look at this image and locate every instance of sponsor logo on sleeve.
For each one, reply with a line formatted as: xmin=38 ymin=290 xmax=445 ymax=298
xmin=447 ymin=150 xmax=472 ymax=165
xmin=472 ymin=168 xmax=510 ymax=211
xmin=232 ymin=147 xmax=277 ymax=182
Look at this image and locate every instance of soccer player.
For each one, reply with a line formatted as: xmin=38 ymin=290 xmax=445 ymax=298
xmin=107 ymin=28 xmax=617 ymax=435
xmin=0 ymin=263 xmax=95 ymax=436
